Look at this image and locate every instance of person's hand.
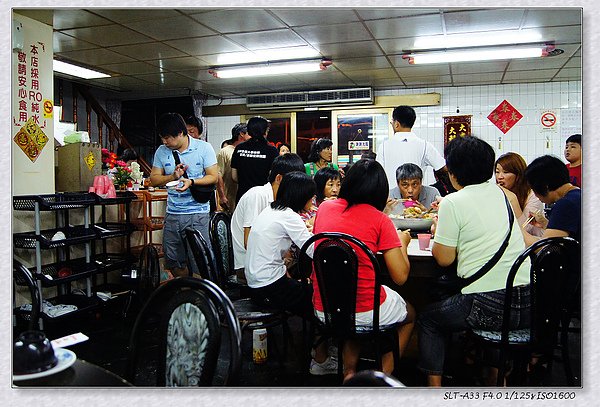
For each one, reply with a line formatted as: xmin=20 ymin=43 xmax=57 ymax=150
xmin=173 ymin=163 xmax=187 ymax=180
xmin=430 ymin=214 xmax=439 ymax=235
xmin=305 ymin=217 xmax=315 ymax=232
xmin=431 ymin=195 xmax=443 ymax=209
xmin=529 ymin=210 xmax=548 ymax=229
xmin=384 ymin=198 xmax=400 ymax=215
xmin=176 ymin=178 xmax=192 ymax=192
xmin=338 ymin=168 xmax=345 ymax=177
xmin=398 ymin=229 xmax=411 ymax=247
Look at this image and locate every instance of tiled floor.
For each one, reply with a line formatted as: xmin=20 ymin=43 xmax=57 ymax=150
xmin=31 ymin=296 xmax=581 ymax=388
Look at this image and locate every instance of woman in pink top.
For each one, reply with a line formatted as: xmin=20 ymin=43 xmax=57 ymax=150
xmin=312 ymin=159 xmax=415 ymax=381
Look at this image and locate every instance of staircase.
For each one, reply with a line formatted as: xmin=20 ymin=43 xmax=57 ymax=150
xmin=57 ymin=80 xmax=152 ymax=175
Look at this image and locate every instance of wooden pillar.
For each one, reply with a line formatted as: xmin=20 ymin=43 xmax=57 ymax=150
xmin=72 ymin=85 xmax=77 ymax=125
xmin=86 ymin=102 xmax=91 ymax=134
xmin=97 ymin=116 xmax=103 ymax=147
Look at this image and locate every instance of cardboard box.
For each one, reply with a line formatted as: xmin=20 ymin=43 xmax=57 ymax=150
xmin=56 ymin=142 xmax=101 ymax=192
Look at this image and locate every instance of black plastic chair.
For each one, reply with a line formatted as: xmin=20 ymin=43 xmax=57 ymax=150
xmin=343 ymin=370 xmax=406 ymax=387
xmin=470 ymin=236 xmax=580 ymax=386
xmin=125 ymin=277 xmax=241 ymax=386
xmin=185 ymin=227 xmax=289 ymax=361
xmin=13 ymin=259 xmax=41 ymax=332
xmin=209 ymin=211 xmax=248 ymax=297
xmin=298 ymin=232 xmax=401 ymax=378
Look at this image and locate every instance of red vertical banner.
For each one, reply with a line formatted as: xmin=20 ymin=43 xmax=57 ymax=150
xmin=443 ymin=115 xmax=472 ymax=151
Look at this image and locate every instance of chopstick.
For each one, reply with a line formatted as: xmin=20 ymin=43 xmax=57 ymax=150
xmin=521 ymin=210 xmax=542 ymax=228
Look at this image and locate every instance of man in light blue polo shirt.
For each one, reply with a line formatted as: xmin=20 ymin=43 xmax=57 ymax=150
xmin=150 ymin=113 xmax=218 ymax=277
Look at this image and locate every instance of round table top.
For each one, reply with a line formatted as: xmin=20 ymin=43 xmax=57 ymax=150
xmin=14 ymin=359 xmax=132 ymax=387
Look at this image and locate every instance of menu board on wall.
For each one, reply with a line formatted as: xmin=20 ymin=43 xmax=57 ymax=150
xmin=561 ymin=108 xmax=582 ymax=139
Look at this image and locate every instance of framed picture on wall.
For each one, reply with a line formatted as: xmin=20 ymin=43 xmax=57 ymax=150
xmin=443 ymin=115 xmax=472 ymax=152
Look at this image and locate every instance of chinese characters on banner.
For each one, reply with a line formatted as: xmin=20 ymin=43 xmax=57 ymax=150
xmin=443 ymin=115 xmax=472 ymax=151
xmin=487 ymin=100 xmax=522 ymax=134
xmin=14 ymin=42 xmax=50 ymax=162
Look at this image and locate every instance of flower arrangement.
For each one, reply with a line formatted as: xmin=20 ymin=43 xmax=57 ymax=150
xmin=101 ymin=148 xmax=118 ymax=169
xmin=112 ymin=160 xmax=132 ymax=189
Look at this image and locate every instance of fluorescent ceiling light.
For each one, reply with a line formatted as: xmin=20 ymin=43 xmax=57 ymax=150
xmin=210 ymin=59 xmax=330 ymax=79
xmin=53 ymin=60 xmax=110 ymax=79
xmin=217 ymin=46 xmax=320 ymax=65
xmin=414 ymin=31 xmax=543 ymax=50
xmin=405 ymin=45 xmax=549 ymax=64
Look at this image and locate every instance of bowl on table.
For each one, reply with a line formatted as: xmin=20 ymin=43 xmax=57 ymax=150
xmin=388 ymin=215 xmax=434 ymax=232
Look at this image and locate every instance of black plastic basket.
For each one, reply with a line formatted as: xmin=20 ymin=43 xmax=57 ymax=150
xmin=93 ymin=222 xmax=136 ymax=239
xmin=13 ymin=225 xmax=97 ymax=249
xmin=92 ymin=191 xmax=137 ymax=205
xmin=13 ymin=193 xmax=96 ymax=211
xmin=19 ymin=258 xmax=98 ymax=287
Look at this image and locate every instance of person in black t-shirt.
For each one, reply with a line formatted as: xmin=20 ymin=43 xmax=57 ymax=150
xmin=231 ymin=116 xmax=278 ymax=202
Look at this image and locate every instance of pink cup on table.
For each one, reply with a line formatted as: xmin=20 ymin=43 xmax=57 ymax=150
xmin=417 ymin=233 xmax=431 ymax=250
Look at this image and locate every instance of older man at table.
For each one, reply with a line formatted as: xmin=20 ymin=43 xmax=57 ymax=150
xmin=389 ymin=163 xmax=441 ymax=210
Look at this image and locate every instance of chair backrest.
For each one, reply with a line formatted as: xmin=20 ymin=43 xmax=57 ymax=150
xmin=13 ymin=259 xmax=41 ymax=331
xmin=209 ymin=211 xmax=235 ymax=283
xmin=299 ymin=232 xmax=383 ymax=336
xmin=529 ymin=237 xmax=580 ymax=354
xmin=500 ymin=236 xmax=580 ymax=353
xmin=185 ymin=228 xmax=222 ymax=286
xmin=126 ymin=277 xmax=242 ymax=386
xmin=137 ymin=244 xmax=161 ymax=301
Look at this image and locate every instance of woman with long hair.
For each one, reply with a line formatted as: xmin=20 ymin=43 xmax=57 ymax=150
xmin=495 ymin=152 xmax=544 ymax=236
xmin=312 ymin=159 xmax=415 ymax=381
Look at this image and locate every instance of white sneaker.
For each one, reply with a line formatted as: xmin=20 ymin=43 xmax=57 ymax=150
xmin=309 ymin=356 xmax=338 ymax=375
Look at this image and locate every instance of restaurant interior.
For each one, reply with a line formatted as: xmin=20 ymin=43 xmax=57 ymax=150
xmin=10 ymin=5 xmax=584 ymax=395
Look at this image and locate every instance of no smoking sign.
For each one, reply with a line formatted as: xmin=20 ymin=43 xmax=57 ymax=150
xmin=540 ymin=110 xmax=558 ymax=132
xmin=43 ymin=99 xmax=53 ymax=119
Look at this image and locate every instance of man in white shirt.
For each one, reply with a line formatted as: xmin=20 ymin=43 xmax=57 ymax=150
xmin=231 ymin=153 xmax=305 ymax=280
xmin=377 ymin=105 xmax=449 ymax=189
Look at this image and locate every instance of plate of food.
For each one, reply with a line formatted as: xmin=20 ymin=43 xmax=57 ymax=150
xmin=389 ymin=206 xmax=435 ymax=231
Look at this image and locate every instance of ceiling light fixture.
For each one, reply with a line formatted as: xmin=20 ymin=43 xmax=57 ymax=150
xmin=209 ymin=58 xmax=332 ymax=79
xmin=216 ymin=46 xmax=321 ymax=65
xmin=403 ymin=44 xmax=553 ymax=65
xmin=414 ymin=32 xmax=543 ymax=50
xmin=53 ymin=60 xmax=110 ymax=79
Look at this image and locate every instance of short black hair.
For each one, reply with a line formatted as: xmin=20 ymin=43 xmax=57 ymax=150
xmin=392 ymin=105 xmax=416 ymax=128
xmin=361 ymin=151 xmax=377 ymax=160
xmin=231 ymin=123 xmax=247 ymax=139
xmin=396 ymin=163 xmax=423 ymax=182
xmin=184 ymin=115 xmax=203 ymax=134
xmin=157 ymin=113 xmax=188 ymax=138
xmin=338 ymin=159 xmax=389 ymax=211
xmin=271 ymin=171 xmax=316 ymax=213
xmin=314 ymin=167 xmax=341 ymax=202
xmin=525 ymin=155 xmax=571 ymax=196
xmin=445 ymin=136 xmax=494 ymax=187
xmin=307 ymin=138 xmax=333 ymax=163
xmin=268 ymin=153 xmax=305 ymax=183
xmin=247 ymin=116 xmax=269 ymax=140
xmin=221 ymin=139 xmax=234 ymax=148
xmin=566 ymin=134 xmax=581 ymax=146
xmin=120 ymin=148 xmax=138 ymax=162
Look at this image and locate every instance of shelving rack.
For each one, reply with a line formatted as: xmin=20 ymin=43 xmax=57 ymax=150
xmin=13 ymin=191 xmax=137 ymax=329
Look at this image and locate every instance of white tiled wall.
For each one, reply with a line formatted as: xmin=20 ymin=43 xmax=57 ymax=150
xmin=205 ymin=80 xmax=582 ymax=184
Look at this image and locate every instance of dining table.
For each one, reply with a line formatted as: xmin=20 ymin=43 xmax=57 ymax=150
xmin=378 ymin=236 xmax=444 ymax=312
xmin=13 ymin=358 xmax=132 ymax=387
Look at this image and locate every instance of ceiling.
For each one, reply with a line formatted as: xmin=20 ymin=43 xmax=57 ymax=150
xmin=15 ymin=7 xmax=582 ymax=101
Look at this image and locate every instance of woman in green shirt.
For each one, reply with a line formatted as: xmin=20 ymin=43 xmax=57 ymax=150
xmin=304 ymin=138 xmax=339 ymax=176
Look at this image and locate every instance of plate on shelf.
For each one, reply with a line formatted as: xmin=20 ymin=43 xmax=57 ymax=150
xmin=13 ymin=348 xmax=76 ymax=381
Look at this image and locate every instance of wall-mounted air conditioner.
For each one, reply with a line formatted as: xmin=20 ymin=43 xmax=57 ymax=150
xmin=246 ymin=87 xmax=373 ymax=110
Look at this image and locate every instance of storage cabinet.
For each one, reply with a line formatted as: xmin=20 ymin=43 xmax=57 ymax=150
xmin=13 ymin=192 xmax=136 ymax=329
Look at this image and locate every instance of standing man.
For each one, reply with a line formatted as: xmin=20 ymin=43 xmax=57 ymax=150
xmin=150 ymin=113 xmax=218 ymax=277
xmin=377 ymin=105 xmax=451 ymax=192
xmin=217 ymin=123 xmax=250 ymax=213
xmin=231 ymin=116 xmax=278 ymax=202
